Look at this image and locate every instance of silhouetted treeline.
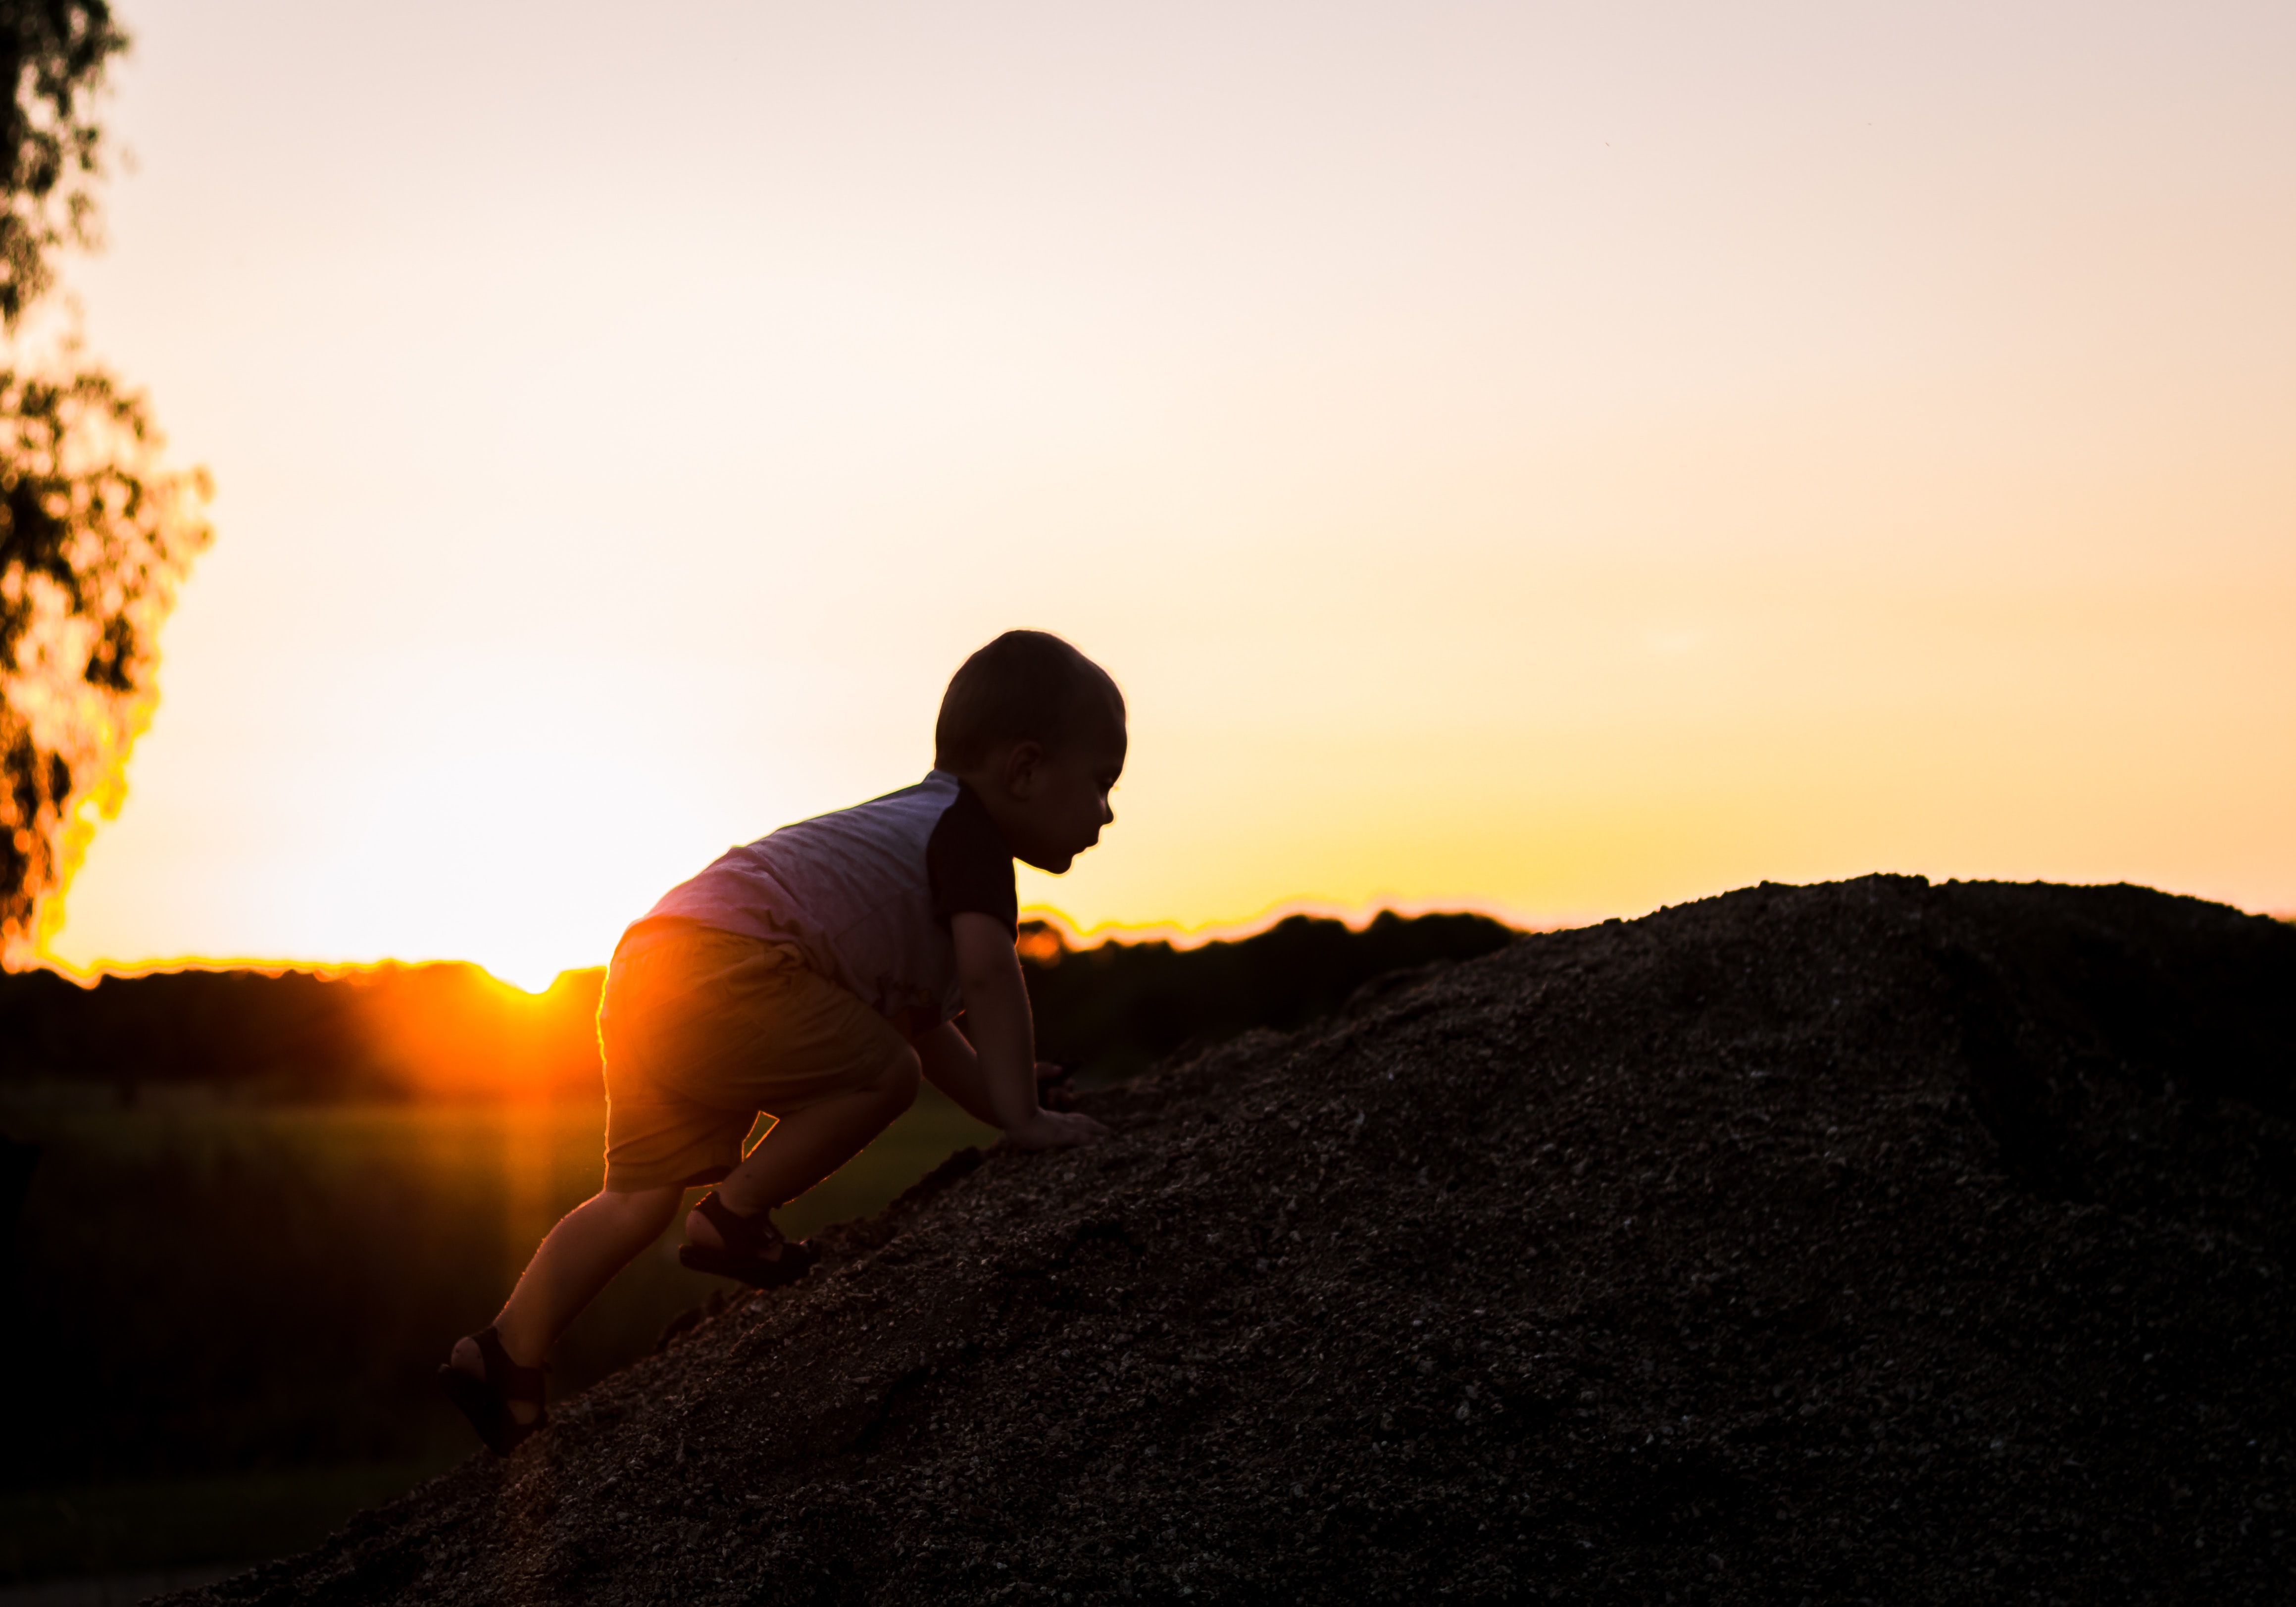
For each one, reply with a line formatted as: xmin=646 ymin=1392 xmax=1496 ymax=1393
xmin=0 ymin=911 xmax=1519 ymax=1102
xmin=0 ymin=963 xmax=604 ymax=1101
xmin=1022 ymin=909 xmax=1520 ymax=1082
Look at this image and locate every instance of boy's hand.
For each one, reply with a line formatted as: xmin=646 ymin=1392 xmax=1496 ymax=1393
xmin=1035 ymin=1059 xmax=1081 ymax=1112
xmin=1006 ymin=1108 xmax=1110 ymax=1150
xmin=951 ymin=913 xmax=1114 ymax=1141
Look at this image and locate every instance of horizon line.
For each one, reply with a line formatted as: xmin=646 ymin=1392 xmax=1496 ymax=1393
xmin=24 ymin=893 xmax=1577 ymax=994
xmin=36 ymin=876 xmax=2271 ymax=992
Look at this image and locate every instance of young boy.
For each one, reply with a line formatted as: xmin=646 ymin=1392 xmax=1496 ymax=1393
xmin=439 ymin=631 xmax=1121 ymax=1454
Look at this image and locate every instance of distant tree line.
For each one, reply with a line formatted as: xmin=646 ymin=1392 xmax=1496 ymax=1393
xmin=0 ymin=960 xmax=600 ymax=1101
xmin=1022 ymin=908 xmax=1520 ymax=1082
xmin=0 ymin=911 xmax=1520 ymax=1103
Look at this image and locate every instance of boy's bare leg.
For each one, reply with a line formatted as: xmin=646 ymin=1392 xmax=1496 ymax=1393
xmin=688 ymin=1047 xmax=921 ymax=1250
xmin=449 ymin=1183 xmax=682 ymax=1422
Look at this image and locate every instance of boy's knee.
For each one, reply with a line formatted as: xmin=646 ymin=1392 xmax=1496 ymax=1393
xmin=603 ymin=1183 xmax=683 ymax=1235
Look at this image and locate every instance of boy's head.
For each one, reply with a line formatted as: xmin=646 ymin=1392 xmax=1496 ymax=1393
xmin=937 ymin=630 xmax=1127 ymax=874
xmin=935 ymin=630 xmax=1125 ymax=772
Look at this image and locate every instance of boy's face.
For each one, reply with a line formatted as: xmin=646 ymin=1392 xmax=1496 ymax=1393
xmin=980 ymin=717 xmax=1127 ymax=873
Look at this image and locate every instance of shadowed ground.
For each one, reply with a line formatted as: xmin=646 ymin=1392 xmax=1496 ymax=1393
xmin=159 ymin=877 xmax=2294 ymax=1605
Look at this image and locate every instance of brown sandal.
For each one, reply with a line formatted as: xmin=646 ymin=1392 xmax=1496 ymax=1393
xmin=437 ymin=1326 xmax=548 ymax=1456
xmin=676 ymin=1191 xmax=818 ymax=1288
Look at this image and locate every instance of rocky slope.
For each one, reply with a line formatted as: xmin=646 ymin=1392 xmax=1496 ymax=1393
xmin=167 ymin=877 xmax=2295 ymax=1605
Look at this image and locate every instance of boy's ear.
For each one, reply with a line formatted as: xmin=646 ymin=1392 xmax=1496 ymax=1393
xmin=1001 ymin=739 xmax=1046 ymax=798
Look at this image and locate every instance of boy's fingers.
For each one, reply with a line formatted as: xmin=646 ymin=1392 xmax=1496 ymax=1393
xmin=1035 ymin=1059 xmax=1081 ymax=1113
xmin=1015 ymin=1110 xmax=1108 ymax=1149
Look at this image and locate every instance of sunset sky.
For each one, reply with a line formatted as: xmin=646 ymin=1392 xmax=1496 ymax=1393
xmin=39 ymin=0 xmax=2296 ymax=990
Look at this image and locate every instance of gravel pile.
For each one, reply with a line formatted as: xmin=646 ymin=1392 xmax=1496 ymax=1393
xmin=168 ymin=876 xmax=2295 ymax=1605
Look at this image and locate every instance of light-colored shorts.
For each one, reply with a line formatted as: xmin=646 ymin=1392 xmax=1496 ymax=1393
xmin=596 ymin=921 xmax=913 ymax=1193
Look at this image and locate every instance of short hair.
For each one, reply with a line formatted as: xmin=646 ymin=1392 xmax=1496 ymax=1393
xmin=934 ymin=630 xmax=1125 ymax=771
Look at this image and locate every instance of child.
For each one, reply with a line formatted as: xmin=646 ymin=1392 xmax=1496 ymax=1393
xmin=439 ymin=631 xmax=1120 ymax=1453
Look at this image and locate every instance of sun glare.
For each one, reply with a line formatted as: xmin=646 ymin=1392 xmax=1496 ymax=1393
xmin=25 ymin=0 xmax=2296 ymax=980
xmin=484 ymin=954 xmax=568 ymax=996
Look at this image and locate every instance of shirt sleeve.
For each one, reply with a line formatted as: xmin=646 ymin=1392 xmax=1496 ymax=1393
xmin=927 ymin=782 xmax=1018 ymax=933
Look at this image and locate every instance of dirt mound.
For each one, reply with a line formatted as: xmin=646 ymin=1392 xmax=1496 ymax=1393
xmin=166 ymin=877 xmax=2296 ymax=1605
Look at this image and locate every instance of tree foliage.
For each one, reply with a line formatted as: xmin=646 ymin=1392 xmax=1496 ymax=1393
xmin=0 ymin=0 xmax=125 ymax=324
xmin=0 ymin=1 xmax=209 ymax=965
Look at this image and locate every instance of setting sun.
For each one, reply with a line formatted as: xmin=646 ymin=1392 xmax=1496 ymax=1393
xmin=24 ymin=0 xmax=2296 ymax=982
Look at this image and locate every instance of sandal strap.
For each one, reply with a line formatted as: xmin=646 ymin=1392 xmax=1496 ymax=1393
xmin=473 ymin=1326 xmax=547 ymax=1404
xmin=693 ymin=1190 xmax=785 ymax=1257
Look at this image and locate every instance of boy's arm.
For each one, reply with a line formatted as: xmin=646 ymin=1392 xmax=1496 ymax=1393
xmin=911 ymin=1024 xmax=1083 ymax=1125
xmin=948 ymin=912 xmax=1107 ymax=1150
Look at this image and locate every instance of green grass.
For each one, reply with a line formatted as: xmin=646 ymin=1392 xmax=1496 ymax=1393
xmin=0 ymin=1083 xmax=998 ymax=1584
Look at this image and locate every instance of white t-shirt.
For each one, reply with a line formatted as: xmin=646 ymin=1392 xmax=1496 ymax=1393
xmin=632 ymin=770 xmax=1017 ymax=1028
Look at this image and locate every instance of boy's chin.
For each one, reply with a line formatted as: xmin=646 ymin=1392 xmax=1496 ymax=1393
xmin=1018 ymin=849 xmax=1076 ymax=874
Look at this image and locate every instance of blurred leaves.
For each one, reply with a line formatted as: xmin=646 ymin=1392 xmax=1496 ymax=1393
xmin=0 ymin=369 xmax=209 ymax=962
xmin=0 ymin=2 xmax=124 ymax=326
xmin=0 ymin=1 xmax=210 ymax=964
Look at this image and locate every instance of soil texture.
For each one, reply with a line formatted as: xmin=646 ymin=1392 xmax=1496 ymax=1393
xmin=163 ymin=877 xmax=2296 ymax=1605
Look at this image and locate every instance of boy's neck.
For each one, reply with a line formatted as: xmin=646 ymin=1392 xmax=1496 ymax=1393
xmin=951 ymin=760 xmax=1025 ymax=847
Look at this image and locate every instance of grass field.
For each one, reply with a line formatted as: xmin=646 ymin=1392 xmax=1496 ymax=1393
xmin=0 ymin=910 xmax=1520 ymax=1584
xmin=0 ymin=1084 xmax=999 ymax=1584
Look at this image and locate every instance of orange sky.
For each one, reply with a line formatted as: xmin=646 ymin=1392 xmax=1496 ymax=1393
xmin=36 ymin=0 xmax=2296 ymax=990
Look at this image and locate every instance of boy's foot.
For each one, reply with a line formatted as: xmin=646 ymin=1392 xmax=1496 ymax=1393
xmin=679 ymin=1191 xmax=818 ymax=1288
xmin=439 ymin=1326 xmax=548 ymax=1454
xmin=446 ymin=1335 xmax=544 ymax=1425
